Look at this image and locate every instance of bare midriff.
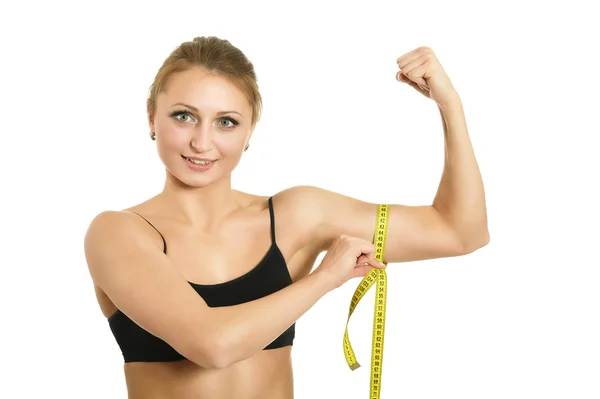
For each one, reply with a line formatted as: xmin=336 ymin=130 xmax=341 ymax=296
xmin=123 ymin=347 xmax=294 ymax=399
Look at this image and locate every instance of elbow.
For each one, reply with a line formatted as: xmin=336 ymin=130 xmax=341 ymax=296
xmin=461 ymin=228 xmax=490 ymax=254
xmin=207 ymin=338 xmax=234 ymax=369
xmin=191 ymin=337 xmax=231 ymax=370
xmin=193 ymin=329 xmax=238 ymax=370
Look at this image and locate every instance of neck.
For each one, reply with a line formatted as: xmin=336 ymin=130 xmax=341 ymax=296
xmin=159 ymin=172 xmax=242 ymax=229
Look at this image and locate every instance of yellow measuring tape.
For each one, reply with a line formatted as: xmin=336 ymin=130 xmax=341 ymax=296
xmin=343 ymin=204 xmax=389 ymax=399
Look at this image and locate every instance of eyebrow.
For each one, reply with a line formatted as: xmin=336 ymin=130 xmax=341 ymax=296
xmin=170 ymin=102 xmax=244 ymax=118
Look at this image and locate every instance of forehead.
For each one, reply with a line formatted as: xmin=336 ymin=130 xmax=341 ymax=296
xmin=158 ymin=67 xmax=250 ymax=113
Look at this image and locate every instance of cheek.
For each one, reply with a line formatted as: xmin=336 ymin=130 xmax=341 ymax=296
xmin=164 ymin=132 xmax=188 ymax=149
xmin=157 ymin=122 xmax=188 ymax=148
xmin=209 ymin=128 xmax=249 ymax=155
xmin=219 ymin=134 xmax=246 ymax=153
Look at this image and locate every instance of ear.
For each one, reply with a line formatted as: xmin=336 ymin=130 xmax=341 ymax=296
xmin=147 ymin=100 xmax=155 ymax=132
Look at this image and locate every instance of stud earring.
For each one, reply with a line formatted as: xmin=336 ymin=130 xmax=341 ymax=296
xmin=150 ymin=131 xmax=156 ymax=140
xmin=244 ymin=143 xmax=249 ymax=151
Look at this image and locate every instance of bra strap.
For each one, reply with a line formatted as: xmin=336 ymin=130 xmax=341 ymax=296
xmin=268 ymin=197 xmax=277 ymax=244
xmin=128 ymin=211 xmax=167 ymax=254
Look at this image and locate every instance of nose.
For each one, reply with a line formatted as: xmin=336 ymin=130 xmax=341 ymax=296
xmin=189 ymin=122 xmax=214 ymax=153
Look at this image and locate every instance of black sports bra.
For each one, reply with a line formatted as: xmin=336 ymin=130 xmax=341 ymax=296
xmin=107 ymin=197 xmax=295 ymax=363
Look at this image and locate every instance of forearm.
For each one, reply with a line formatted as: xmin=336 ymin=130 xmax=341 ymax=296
xmin=432 ymin=98 xmax=489 ymax=250
xmin=212 ymin=270 xmax=333 ymax=367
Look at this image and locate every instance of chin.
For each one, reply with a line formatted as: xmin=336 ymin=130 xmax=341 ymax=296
xmin=177 ymin=170 xmax=214 ymax=185
xmin=170 ymin=165 xmax=229 ymax=189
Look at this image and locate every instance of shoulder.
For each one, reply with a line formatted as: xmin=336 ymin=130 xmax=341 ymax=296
xmin=235 ymin=186 xmax=325 ymax=216
xmin=271 ymin=185 xmax=328 ymax=222
xmin=272 ymin=184 xmax=346 ymax=206
xmin=84 ymin=210 xmax=162 ymax=255
xmin=85 ymin=210 xmax=130 ymax=237
xmin=86 ymin=209 xmax=141 ymax=233
xmin=272 ymin=184 xmax=373 ymax=219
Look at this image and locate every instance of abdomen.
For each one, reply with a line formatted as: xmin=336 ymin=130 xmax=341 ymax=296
xmin=124 ymin=347 xmax=294 ymax=399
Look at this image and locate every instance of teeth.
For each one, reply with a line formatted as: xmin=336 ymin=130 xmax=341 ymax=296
xmin=188 ymin=158 xmax=210 ymax=165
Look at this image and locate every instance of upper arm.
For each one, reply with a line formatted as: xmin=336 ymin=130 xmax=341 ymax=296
xmin=284 ymin=186 xmax=475 ymax=263
xmin=83 ymin=211 xmax=219 ymax=367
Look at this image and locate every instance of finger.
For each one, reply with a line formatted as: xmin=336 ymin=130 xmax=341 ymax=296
xmin=353 ymin=265 xmax=374 ymax=278
xmin=400 ymin=55 xmax=426 ymax=72
xmin=404 ymin=63 xmax=429 ymax=87
xmin=396 ymin=70 xmax=409 ymax=82
xmin=400 ymin=71 xmax=427 ymax=88
xmin=356 ymin=254 xmax=371 ymax=264
xmin=368 ymin=257 xmax=386 ymax=268
xmin=397 ymin=70 xmax=427 ymax=92
xmin=353 ymin=240 xmax=376 ymax=258
xmin=396 ymin=47 xmax=422 ymax=68
xmin=399 ymin=56 xmax=427 ymax=80
xmin=357 ymin=253 xmax=385 ymax=268
xmin=397 ymin=46 xmax=431 ymax=66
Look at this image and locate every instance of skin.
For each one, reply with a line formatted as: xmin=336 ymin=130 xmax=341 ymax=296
xmin=85 ymin=48 xmax=489 ymax=399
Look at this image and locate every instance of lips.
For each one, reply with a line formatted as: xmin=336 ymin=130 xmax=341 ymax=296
xmin=182 ymin=155 xmax=214 ymax=165
xmin=182 ymin=155 xmax=217 ymax=172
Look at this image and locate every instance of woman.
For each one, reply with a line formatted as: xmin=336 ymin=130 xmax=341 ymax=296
xmin=84 ymin=36 xmax=489 ymax=399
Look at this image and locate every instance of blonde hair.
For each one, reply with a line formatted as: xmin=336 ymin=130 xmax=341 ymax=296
xmin=147 ymin=36 xmax=263 ymax=129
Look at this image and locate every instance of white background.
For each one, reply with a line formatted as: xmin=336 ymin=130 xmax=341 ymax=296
xmin=1 ymin=0 xmax=599 ymax=398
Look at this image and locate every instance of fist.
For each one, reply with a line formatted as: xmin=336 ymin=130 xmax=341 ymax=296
xmin=396 ymin=46 xmax=460 ymax=107
xmin=315 ymin=234 xmax=386 ymax=290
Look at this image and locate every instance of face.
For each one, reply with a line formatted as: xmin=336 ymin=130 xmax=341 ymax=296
xmin=149 ymin=67 xmax=253 ymax=188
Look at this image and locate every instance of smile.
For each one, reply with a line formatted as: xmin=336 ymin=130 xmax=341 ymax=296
xmin=186 ymin=157 xmax=211 ymax=165
xmin=182 ymin=155 xmax=217 ymax=171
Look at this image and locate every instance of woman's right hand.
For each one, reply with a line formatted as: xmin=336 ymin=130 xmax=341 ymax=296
xmin=315 ymin=234 xmax=386 ymax=290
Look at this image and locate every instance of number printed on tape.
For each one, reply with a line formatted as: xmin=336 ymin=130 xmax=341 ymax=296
xmin=342 ymin=204 xmax=390 ymax=399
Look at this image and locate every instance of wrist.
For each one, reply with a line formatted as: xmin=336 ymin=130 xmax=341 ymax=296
xmin=309 ymin=269 xmax=338 ymax=295
xmin=437 ymin=95 xmax=463 ymax=113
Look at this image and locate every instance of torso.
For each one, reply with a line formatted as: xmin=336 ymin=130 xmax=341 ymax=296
xmin=93 ymin=190 xmax=322 ymax=399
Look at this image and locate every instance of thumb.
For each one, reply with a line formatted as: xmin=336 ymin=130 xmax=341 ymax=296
xmin=353 ymin=265 xmax=374 ymax=278
xmin=396 ymin=71 xmax=429 ymax=93
xmin=396 ymin=70 xmax=409 ymax=83
xmin=357 ymin=254 xmax=385 ymax=269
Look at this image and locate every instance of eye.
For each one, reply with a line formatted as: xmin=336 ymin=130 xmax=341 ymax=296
xmin=170 ymin=110 xmax=195 ymax=123
xmin=219 ymin=117 xmax=239 ymax=128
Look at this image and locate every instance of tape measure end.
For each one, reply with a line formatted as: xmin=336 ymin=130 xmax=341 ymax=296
xmin=350 ymin=363 xmax=361 ymax=371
